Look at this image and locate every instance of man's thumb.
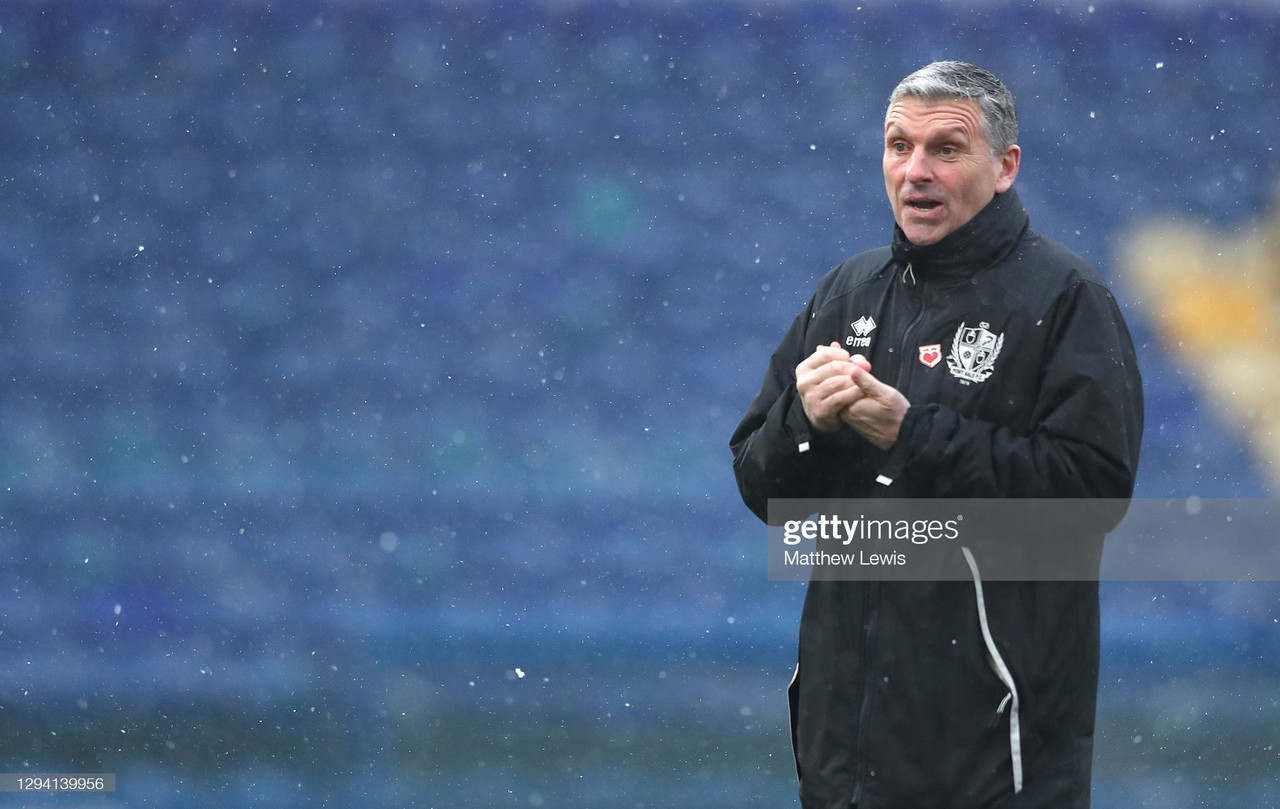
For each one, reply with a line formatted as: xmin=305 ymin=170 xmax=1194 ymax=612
xmin=851 ymin=366 xmax=880 ymax=395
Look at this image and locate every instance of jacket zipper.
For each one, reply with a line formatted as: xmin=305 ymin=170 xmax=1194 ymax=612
xmin=850 ymin=580 xmax=880 ymax=806
xmin=894 ymin=263 xmax=927 ymax=392
xmin=853 ymin=262 xmax=922 ymax=801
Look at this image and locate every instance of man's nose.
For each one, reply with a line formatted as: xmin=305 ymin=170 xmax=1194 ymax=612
xmin=905 ymin=149 xmax=933 ymax=182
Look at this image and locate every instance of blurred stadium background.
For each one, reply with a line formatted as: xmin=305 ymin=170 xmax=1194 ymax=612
xmin=1 ymin=1 xmax=1279 ymax=806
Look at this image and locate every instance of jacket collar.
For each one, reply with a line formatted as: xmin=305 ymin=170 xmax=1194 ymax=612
xmin=890 ymin=188 xmax=1029 ymax=279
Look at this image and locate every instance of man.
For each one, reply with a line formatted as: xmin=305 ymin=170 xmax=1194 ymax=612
xmin=730 ymin=62 xmax=1143 ymax=808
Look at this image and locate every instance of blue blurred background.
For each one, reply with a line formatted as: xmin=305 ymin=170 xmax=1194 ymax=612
xmin=1 ymin=1 xmax=1279 ymax=806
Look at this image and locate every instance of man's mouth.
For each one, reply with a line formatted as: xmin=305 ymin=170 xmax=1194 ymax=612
xmin=907 ymin=198 xmax=942 ymax=212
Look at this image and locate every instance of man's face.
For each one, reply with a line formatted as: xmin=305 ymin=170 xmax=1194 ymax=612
xmin=883 ymin=96 xmax=1020 ymax=246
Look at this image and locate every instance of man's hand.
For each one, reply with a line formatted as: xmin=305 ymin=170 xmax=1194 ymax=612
xmin=796 ymin=343 xmax=872 ymax=433
xmin=840 ymin=365 xmax=910 ymax=449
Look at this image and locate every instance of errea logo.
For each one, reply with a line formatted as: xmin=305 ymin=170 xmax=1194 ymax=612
xmin=846 ymin=316 xmax=876 ymax=348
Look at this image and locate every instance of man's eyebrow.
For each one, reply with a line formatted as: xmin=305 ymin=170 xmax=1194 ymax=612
xmin=931 ymin=126 xmax=971 ymax=141
xmin=884 ymin=123 xmax=972 ymax=142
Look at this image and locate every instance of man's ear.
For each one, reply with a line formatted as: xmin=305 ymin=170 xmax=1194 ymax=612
xmin=995 ymin=144 xmax=1020 ymax=193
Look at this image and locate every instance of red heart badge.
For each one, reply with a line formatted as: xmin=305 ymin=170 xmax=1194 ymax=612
xmin=919 ymin=344 xmax=942 ymax=368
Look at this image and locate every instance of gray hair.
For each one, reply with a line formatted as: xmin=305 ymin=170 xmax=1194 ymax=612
xmin=887 ymin=61 xmax=1018 ymax=155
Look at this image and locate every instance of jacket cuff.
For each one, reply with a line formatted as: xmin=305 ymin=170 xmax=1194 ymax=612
xmin=784 ymin=390 xmax=818 ymax=454
xmin=876 ymin=404 xmax=928 ymax=486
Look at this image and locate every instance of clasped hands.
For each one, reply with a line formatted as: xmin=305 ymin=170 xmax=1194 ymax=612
xmin=796 ymin=342 xmax=910 ymax=450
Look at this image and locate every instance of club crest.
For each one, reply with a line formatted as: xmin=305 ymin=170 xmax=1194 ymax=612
xmin=947 ymin=321 xmax=1003 ymax=384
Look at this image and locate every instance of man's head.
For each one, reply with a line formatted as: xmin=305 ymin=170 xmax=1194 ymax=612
xmin=883 ymin=61 xmax=1021 ymax=246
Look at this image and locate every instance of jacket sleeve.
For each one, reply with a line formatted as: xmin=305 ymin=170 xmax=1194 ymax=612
xmin=729 ymin=297 xmax=832 ymax=523
xmin=881 ymin=279 xmax=1143 ymax=499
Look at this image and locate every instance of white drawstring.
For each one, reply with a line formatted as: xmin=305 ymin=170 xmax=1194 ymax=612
xmin=962 ymin=546 xmax=1024 ymax=795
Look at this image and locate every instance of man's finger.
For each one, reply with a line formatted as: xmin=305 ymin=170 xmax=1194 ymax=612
xmin=851 ymin=366 xmax=882 ymax=396
xmin=814 ymin=343 xmax=851 ymax=362
xmin=798 ymin=343 xmax=848 ymax=372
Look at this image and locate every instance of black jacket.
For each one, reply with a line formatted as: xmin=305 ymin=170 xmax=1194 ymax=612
xmin=730 ymin=190 xmax=1143 ymax=808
